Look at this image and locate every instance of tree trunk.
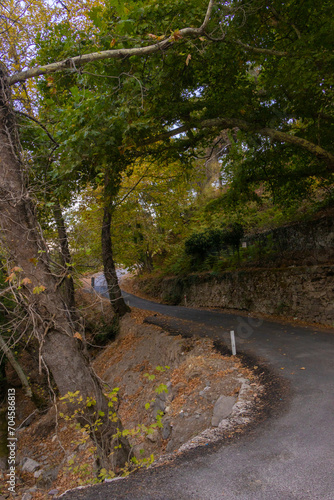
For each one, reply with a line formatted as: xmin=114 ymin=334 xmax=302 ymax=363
xmin=0 ymin=335 xmax=33 ymax=399
xmin=53 ymin=201 xmax=76 ymax=313
xmin=101 ymin=206 xmax=130 ymax=316
xmin=0 ymin=65 xmax=131 ymax=469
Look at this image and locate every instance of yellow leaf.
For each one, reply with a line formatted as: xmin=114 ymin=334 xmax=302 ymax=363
xmin=110 ymin=39 xmax=116 ymax=47
xmin=300 ymin=367 xmax=306 ymax=370
xmin=185 ymin=54 xmax=191 ymax=66
xmin=21 ymin=277 xmax=32 ymax=285
xmin=73 ymin=332 xmax=83 ymax=340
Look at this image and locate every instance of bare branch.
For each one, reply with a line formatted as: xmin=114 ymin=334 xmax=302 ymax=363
xmin=8 ymin=0 xmax=215 ymax=85
xmin=115 ymin=169 xmax=150 ymax=207
xmin=0 ymin=287 xmax=11 ymax=297
xmin=55 ymin=0 xmax=70 ymax=13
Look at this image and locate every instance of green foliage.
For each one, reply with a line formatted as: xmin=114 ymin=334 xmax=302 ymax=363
xmin=16 ymin=0 xmax=334 ymax=280
xmin=94 ymin=315 xmax=119 ymax=346
xmin=185 ymin=228 xmax=225 ymax=260
xmin=59 ymin=366 xmax=171 ymax=481
xmin=185 ymin=223 xmax=244 ymax=262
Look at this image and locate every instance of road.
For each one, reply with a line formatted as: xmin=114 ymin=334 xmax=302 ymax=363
xmin=61 ymin=291 xmax=334 ymax=499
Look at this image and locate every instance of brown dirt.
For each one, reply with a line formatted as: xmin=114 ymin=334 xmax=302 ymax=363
xmin=2 ymin=289 xmax=261 ymax=499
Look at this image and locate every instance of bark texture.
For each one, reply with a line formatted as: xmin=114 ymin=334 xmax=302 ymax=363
xmin=101 ymin=206 xmax=129 ymax=316
xmin=53 ymin=201 xmax=76 ymax=314
xmin=0 ymin=64 xmax=131 ymax=469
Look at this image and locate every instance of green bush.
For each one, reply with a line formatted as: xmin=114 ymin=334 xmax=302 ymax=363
xmin=185 ymin=223 xmax=244 ymax=262
xmin=185 ymin=228 xmax=225 ymax=259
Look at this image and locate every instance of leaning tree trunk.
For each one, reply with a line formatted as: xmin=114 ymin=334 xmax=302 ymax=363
xmin=0 ymin=334 xmax=33 ymax=399
xmin=53 ymin=201 xmax=76 ymax=314
xmin=0 ymin=65 xmax=131 ymax=469
xmin=101 ymin=206 xmax=129 ymax=316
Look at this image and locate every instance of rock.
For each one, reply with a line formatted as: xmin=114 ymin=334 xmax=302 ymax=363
xmin=21 ymin=458 xmax=41 ymax=473
xmin=146 ymin=429 xmax=159 ymax=443
xmin=152 ymin=392 xmax=168 ymax=418
xmin=36 ymin=466 xmax=59 ymax=488
xmin=132 ymin=445 xmax=145 ymax=459
xmin=166 ymin=382 xmax=174 ymax=402
xmin=34 ymin=469 xmax=43 ymax=479
xmin=48 ymin=489 xmax=59 ymax=496
xmin=26 ymin=487 xmax=38 ymax=493
xmin=211 ymin=395 xmax=237 ymax=427
xmin=162 ymin=420 xmax=172 ymax=440
xmin=21 ymin=493 xmax=32 ymax=500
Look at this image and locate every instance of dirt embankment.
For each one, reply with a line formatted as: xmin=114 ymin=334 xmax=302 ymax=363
xmin=1 ymin=291 xmax=262 ymax=499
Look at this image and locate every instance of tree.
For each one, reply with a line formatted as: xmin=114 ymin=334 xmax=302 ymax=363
xmin=0 ymin=0 xmax=215 ymax=470
xmin=1 ymin=0 xmax=333 ymax=470
xmin=30 ymin=0 xmax=333 ymax=305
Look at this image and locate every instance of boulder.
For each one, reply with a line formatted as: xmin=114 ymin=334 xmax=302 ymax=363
xmin=21 ymin=458 xmax=41 ymax=473
xmin=211 ymin=395 xmax=236 ymax=427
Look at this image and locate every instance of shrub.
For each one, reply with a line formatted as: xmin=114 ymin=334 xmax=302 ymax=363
xmin=185 ymin=228 xmax=225 ymax=259
xmin=185 ymin=223 xmax=244 ymax=263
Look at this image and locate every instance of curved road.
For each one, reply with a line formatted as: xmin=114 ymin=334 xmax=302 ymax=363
xmin=62 ymin=292 xmax=334 ymax=499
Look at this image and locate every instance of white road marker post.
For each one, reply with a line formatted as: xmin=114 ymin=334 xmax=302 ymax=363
xmin=230 ymin=330 xmax=236 ymax=356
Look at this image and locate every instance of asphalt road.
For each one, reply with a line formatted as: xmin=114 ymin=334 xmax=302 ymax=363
xmin=61 ymin=292 xmax=334 ymax=500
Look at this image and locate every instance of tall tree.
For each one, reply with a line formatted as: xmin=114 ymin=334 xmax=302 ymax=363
xmin=0 ymin=0 xmax=215 ymax=469
xmin=1 ymin=0 xmax=333 ymax=469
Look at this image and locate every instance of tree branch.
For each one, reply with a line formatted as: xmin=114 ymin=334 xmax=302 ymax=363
xmin=232 ymin=39 xmax=288 ymax=57
xmin=16 ymin=110 xmax=59 ymax=145
xmin=144 ymin=117 xmax=334 ymax=170
xmin=8 ymin=0 xmax=215 ymax=85
xmin=0 ymin=287 xmax=11 ymax=297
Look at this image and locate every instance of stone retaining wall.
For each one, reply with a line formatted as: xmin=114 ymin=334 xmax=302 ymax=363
xmin=135 ymin=265 xmax=334 ymax=325
xmin=245 ymin=215 xmax=334 ymax=255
